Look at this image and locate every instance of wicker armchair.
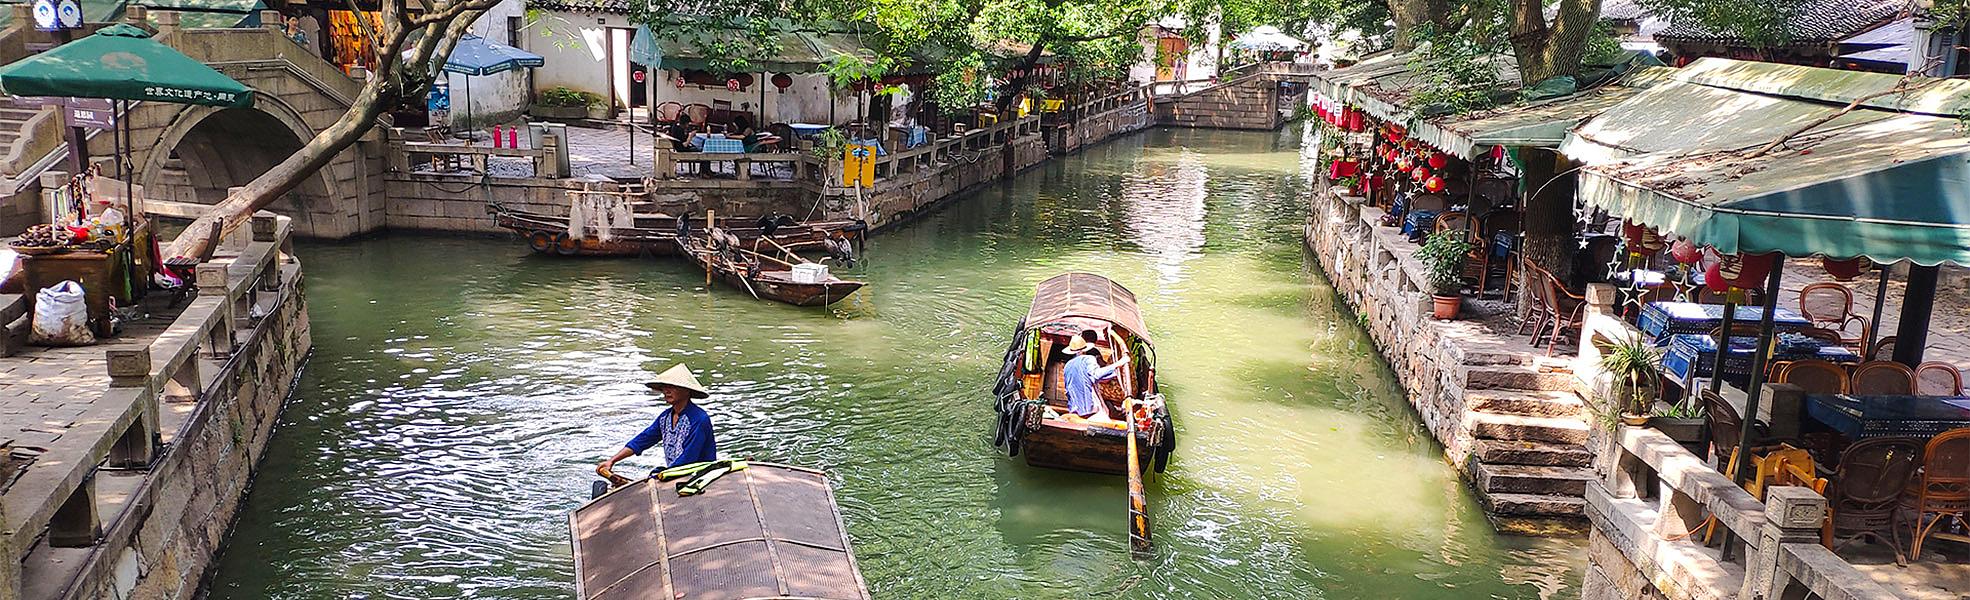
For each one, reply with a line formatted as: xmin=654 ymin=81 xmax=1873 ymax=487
xmin=1799 ymin=282 xmax=1871 ymax=347
xmin=1776 ymin=360 xmax=1850 ymax=395
xmin=1850 ymin=361 xmax=1916 ymax=395
xmin=1902 ymin=428 xmax=1970 ymax=561
xmin=1824 ymin=437 xmax=1922 ymax=563
xmin=1915 ymin=362 xmax=1965 ymax=396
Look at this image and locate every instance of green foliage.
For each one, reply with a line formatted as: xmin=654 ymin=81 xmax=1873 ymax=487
xmin=1599 ymin=336 xmax=1661 ymax=414
xmin=1406 ymin=25 xmax=1508 ymax=115
xmin=1582 ymin=21 xmax=1626 ymax=66
xmin=538 ymin=86 xmax=602 ymax=108
xmin=1636 ymin=0 xmax=1795 ymax=49
xmin=1415 ymin=230 xmax=1477 ymax=295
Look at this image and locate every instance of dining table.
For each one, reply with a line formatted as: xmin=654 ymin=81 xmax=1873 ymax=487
xmin=1639 ymin=301 xmax=1811 ymax=344
xmin=1661 ymin=333 xmax=1860 ymax=392
xmin=1805 ymin=394 xmax=1970 ymax=439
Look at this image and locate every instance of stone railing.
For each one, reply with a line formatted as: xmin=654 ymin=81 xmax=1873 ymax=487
xmin=390 ymin=135 xmax=570 ymax=179
xmin=1575 ymin=284 xmax=1900 ymax=600
xmin=5 ymin=212 xmax=306 ymax=599
xmin=654 ymin=115 xmax=1042 ymax=188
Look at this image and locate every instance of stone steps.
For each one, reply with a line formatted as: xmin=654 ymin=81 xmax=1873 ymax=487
xmin=1474 ymin=463 xmax=1593 ymax=496
xmin=1469 ymin=411 xmax=1591 ymax=445
xmin=1468 ymin=389 xmax=1585 ymax=417
xmin=1481 ymin=491 xmax=1589 ymax=518
xmin=1465 ymin=364 xmax=1579 ymax=392
xmin=1473 ymin=439 xmax=1592 ymax=467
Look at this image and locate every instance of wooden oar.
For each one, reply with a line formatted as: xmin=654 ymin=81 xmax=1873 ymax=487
xmin=1124 ymin=396 xmax=1152 ymax=558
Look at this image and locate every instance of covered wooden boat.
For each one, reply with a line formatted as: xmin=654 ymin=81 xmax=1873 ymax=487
xmin=681 ymin=233 xmax=865 ymax=307
xmin=495 ymin=204 xmax=864 ymax=258
xmin=569 ymin=463 xmax=871 ymax=600
xmin=992 ymin=273 xmax=1173 ymax=475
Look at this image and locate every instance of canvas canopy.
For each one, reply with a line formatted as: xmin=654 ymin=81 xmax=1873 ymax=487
xmin=437 ymin=34 xmax=543 ymax=76
xmin=1230 ymin=26 xmax=1305 ymax=52
xmin=1024 ymin=272 xmax=1152 ymax=346
xmin=1411 ymin=72 xmax=1662 ymax=159
xmin=1570 ymin=58 xmax=1970 ymax=266
xmin=0 ymin=23 xmax=252 ymax=107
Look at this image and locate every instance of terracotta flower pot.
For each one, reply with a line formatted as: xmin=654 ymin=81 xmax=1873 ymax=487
xmin=1431 ymin=294 xmax=1461 ymax=319
xmin=1620 ymin=413 xmax=1650 ymax=427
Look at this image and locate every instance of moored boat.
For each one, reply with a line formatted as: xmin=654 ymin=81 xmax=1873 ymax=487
xmin=991 ymin=272 xmax=1174 ymax=475
xmin=493 ymin=203 xmax=864 ymax=258
xmin=569 ymin=462 xmax=872 ymax=600
xmin=680 ymin=229 xmax=865 ymax=306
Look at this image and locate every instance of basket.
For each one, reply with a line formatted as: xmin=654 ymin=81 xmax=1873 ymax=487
xmin=7 ymin=244 xmax=70 ymax=256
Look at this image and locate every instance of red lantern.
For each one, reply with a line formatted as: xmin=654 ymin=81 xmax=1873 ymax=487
xmin=1719 ymin=252 xmax=1778 ymax=289
xmin=1423 ymin=175 xmax=1446 ymax=192
xmin=1347 ymin=110 xmax=1365 ymax=132
xmin=1395 ymin=157 xmax=1413 ymax=171
xmin=1412 ymin=166 xmax=1431 ymax=181
xmin=1491 ymin=145 xmax=1506 ymax=161
xmin=771 ymin=73 xmax=793 ymax=91
xmin=1427 ymin=153 xmax=1448 ymax=169
xmin=1821 ymin=256 xmax=1873 ymax=280
xmin=1704 ymin=260 xmax=1725 ymax=291
xmin=1670 ymin=239 xmax=1701 ymax=264
xmin=676 ymin=77 xmax=687 ymax=88
xmin=1621 ymin=221 xmax=1664 ymax=256
xmin=1329 ymin=160 xmax=1359 ymax=179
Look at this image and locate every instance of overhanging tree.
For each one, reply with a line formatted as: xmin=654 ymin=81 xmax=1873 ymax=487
xmin=165 ymin=0 xmax=504 ymax=261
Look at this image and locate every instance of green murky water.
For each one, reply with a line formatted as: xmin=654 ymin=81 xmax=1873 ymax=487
xmin=206 ymin=127 xmax=1582 ymax=599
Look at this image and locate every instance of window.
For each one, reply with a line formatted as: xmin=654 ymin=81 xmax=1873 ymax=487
xmin=507 ymin=16 xmax=522 ymax=48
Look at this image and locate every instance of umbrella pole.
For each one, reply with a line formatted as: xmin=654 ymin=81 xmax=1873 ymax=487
xmin=1868 ymin=265 xmax=1889 ymax=356
xmin=1893 ymin=265 xmax=1939 ymax=366
xmin=1705 ymin=300 xmax=1736 ymax=396
xmin=466 ymin=75 xmax=473 ymax=146
xmin=1730 ymin=257 xmax=1786 ymax=488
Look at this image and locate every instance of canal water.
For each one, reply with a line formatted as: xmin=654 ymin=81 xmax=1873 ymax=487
xmin=206 ymin=127 xmax=1583 ymax=599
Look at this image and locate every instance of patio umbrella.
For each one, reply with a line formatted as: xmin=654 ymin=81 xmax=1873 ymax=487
xmin=416 ymin=34 xmax=543 ymax=131
xmin=1230 ymin=26 xmax=1306 ymax=52
xmin=0 ymin=22 xmax=254 ymax=275
xmin=0 ymin=23 xmax=253 ymax=107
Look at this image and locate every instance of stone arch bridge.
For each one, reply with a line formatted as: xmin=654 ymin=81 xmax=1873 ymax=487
xmin=100 ymin=15 xmax=385 ymax=238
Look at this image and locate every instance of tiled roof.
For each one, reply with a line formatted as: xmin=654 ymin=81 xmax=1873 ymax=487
xmin=1656 ymin=0 xmax=1910 ymax=45
xmin=527 ymin=0 xmax=634 ymax=13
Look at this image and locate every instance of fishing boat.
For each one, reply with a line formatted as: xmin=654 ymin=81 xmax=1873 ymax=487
xmin=991 ymin=272 xmax=1172 ymax=554
xmin=492 ymin=199 xmax=865 ymax=258
xmin=570 ymin=462 xmax=872 ymax=600
xmin=680 ymin=226 xmax=865 ymax=307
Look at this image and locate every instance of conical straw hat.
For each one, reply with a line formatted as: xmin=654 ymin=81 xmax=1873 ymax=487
xmin=644 ymin=364 xmax=710 ymax=399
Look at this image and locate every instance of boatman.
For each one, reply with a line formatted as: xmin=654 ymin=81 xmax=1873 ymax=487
xmin=1061 ymin=330 xmax=1124 ymax=421
xmin=596 ymin=364 xmax=719 ymax=481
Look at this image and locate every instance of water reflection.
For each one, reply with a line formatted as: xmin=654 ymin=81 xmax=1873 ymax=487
xmin=206 ymin=126 xmax=1582 ymax=599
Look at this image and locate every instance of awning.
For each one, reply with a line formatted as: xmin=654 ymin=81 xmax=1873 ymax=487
xmin=1230 ymin=26 xmax=1305 ymax=52
xmin=432 ymin=34 xmax=543 ymax=76
xmin=1412 ymin=72 xmax=1661 ymax=159
xmin=1310 ymin=51 xmax=1412 ymax=105
xmin=1572 ymin=58 xmax=1970 ymax=266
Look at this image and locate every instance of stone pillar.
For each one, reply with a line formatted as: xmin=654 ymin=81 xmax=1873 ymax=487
xmin=122 ymin=5 xmax=145 ymax=25
xmin=1740 ymin=486 xmax=1826 ymax=600
xmin=153 ymin=10 xmax=179 ymax=34
xmin=48 ymin=476 xmax=99 ymax=547
xmin=8 ymin=4 xmax=28 ymax=28
xmin=1761 ymin=383 xmax=1805 ymax=441
xmin=0 ymin=489 xmax=16 ymax=600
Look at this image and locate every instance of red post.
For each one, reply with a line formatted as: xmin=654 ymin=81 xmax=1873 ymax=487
xmin=492 ymin=125 xmax=504 ymax=148
xmin=510 ymin=127 xmax=519 ymax=148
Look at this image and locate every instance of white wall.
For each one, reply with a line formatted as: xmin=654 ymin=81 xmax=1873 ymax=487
xmin=443 ymin=0 xmax=533 ymax=128
xmin=646 ymin=73 xmax=860 ymax=125
xmin=528 ymin=10 xmax=633 ymax=104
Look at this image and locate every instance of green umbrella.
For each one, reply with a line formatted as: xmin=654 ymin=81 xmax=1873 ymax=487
xmin=0 ymin=23 xmax=252 ymax=108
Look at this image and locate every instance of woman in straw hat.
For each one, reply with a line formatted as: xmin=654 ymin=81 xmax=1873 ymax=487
xmin=596 ymin=364 xmax=719 ymax=479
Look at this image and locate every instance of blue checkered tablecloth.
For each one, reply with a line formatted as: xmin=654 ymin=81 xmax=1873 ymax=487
xmin=698 ymin=137 xmax=746 ymax=153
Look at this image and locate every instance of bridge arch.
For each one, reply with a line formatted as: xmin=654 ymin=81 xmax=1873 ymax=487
xmin=136 ymin=86 xmax=364 ymax=238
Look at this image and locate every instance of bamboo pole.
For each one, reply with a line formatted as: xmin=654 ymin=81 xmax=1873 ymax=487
xmin=1125 ymin=395 xmax=1152 ymax=558
xmin=705 ymin=209 xmax=715 ymax=286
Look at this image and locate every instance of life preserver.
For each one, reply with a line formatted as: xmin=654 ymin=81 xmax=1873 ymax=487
xmin=528 ymin=231 xmax=553 ymax=253
xmin=554 ymin=233 xmax=580 ymax=255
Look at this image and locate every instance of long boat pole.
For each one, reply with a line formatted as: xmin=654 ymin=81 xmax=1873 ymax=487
xmin=1124 ymin=396 xmax=1151 ymax=557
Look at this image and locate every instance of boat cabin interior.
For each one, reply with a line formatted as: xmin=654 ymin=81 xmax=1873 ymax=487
xmin=1022 ymin=318 xmax=1151 ymax=425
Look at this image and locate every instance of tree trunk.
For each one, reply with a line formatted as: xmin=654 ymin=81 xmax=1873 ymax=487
xmin=1518 ymin=148 xmax=1574 ymax=277
xmin=1389 ymin=0 xmax=1452 ymax=50
xmin=1509 ymin=0 xmax=1603 ymax=82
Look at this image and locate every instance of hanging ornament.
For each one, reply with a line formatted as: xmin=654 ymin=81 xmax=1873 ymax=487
xmin=1423 ymin=175 xmax=1446 ymax=192
xmin=676 ymin=76 xmax=687 ymax=88
xmin=726 ymin=78 xmax=741 ymax=91
xmin=1670 ymin=239 xmax=1702 ymax=264
xmin=1427 ymin=153 xmax=1448 ymax=170
xmin=1347 ymin=110 xmax=1365 ymax=132
xmin=1395 ymin=156 xmax=1413 ymax=171
xmin=1821 ymin=256 xmax=1874 ymax=280
xmin=771 ymin=73 xmax=793 ymax=91
xmin=1491 ymin=145 xmax=1506 ymax=162
xmin=1412 ymin=166 xmax=1431 ymax=181
xmin=1621 ymin=221 xmax=1664 ymax=256
xmin=1718 ymin=252 xmax=1777 ymax=289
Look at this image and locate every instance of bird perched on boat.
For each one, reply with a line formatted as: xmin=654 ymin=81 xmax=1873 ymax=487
xmin=596 ymin=364 xmax=719 ymax=484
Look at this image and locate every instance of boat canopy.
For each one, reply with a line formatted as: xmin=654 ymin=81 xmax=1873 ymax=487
xmin=569 ymin=463 xmax=870 ymax=600
xmin=1024 ymin=272 xmax=1152 ymax=345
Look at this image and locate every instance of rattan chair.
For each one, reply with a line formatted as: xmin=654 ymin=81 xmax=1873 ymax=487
xmin=1914 ymin=362 xmax=1965 ymax=396
xmin=1868 ymin=336 xmax=1898 ymax=362
xmin=654 ymin=101 xmax=684 ymax=124
xmin=1851 ymin=361 xmax=1916 ymax=395
xmin=1794 ymin=326 xmax=1845 ymax=346
xmin=1825 ymin=437 xmax=1922 ymax=562
xmin=1532 ymin=265 xmax=1585 ymax=357
xmin=1777 ymin=360 xmax=1850 ymax=394
xmin=1799 ymin=282 xmax=1871 ymax=347
xmin=1901 ymin=428 xmax=1970 ymax=560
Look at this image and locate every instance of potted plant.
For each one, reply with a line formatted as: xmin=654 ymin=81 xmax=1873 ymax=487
xmin=533 ymin=86 xmax=593 ymax=120
xmin=1600 ymin=336 xmax=1661 ymax=426
xmin=1649 ymin=400 xmax=1707 ymax=449
xmin=582 ymin=91 xmax=613 ymax=120
xmin=1415 ymin=231 xmax=1477 ymax=319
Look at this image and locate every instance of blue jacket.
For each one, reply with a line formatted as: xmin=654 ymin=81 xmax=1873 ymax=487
xmin=625 ymin=403 xmax=717 ymax=467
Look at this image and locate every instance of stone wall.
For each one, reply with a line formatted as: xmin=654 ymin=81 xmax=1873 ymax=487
xmin=1155 ymin=73 xmax=1285 ymax=130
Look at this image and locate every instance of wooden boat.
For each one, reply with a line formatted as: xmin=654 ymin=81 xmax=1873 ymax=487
xmin=569 ymin=462 xmax=872 ymax=600
xmin=494 ymin=204 xmax=865 ymax=258
xmin=993 ymin=272 xmax=1173 ymax=474
xmin=680 ymin=231 xmax=865 ymax=306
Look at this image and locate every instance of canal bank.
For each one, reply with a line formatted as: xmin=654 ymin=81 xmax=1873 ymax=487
xmin=203 ymin=127 xmax=1582 ymax=598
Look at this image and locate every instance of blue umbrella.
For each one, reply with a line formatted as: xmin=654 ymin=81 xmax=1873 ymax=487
xmin=422 ymin=34 xmax=543 ymax=131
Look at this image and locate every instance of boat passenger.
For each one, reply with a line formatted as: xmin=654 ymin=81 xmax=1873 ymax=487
xmin=596 ymin=364 xmax=719 ymax=479
xmin=1062 ymin=331 xmax=1123 ymax=420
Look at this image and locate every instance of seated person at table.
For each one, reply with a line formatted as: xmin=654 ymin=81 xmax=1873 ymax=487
xmin=1060 ymin=330 xmax=1123 ymax=421
xmin=729 ymin=116 xmax=770 ymax=152
xmin=666 ymin=114 xmax=697 ymax=151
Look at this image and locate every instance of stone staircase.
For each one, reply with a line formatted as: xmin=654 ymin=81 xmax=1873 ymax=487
xmin=1461 ymin=361 xmax=1595 ymax=534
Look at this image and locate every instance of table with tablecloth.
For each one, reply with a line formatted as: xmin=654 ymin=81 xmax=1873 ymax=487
xmin=1640 ymin=301 xmax=1811 ymax=344
xmin=1661 ymin=333 xmax=1859 ymax=392
xmin=1805 ymin=394 xmax=1970 ymax=439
